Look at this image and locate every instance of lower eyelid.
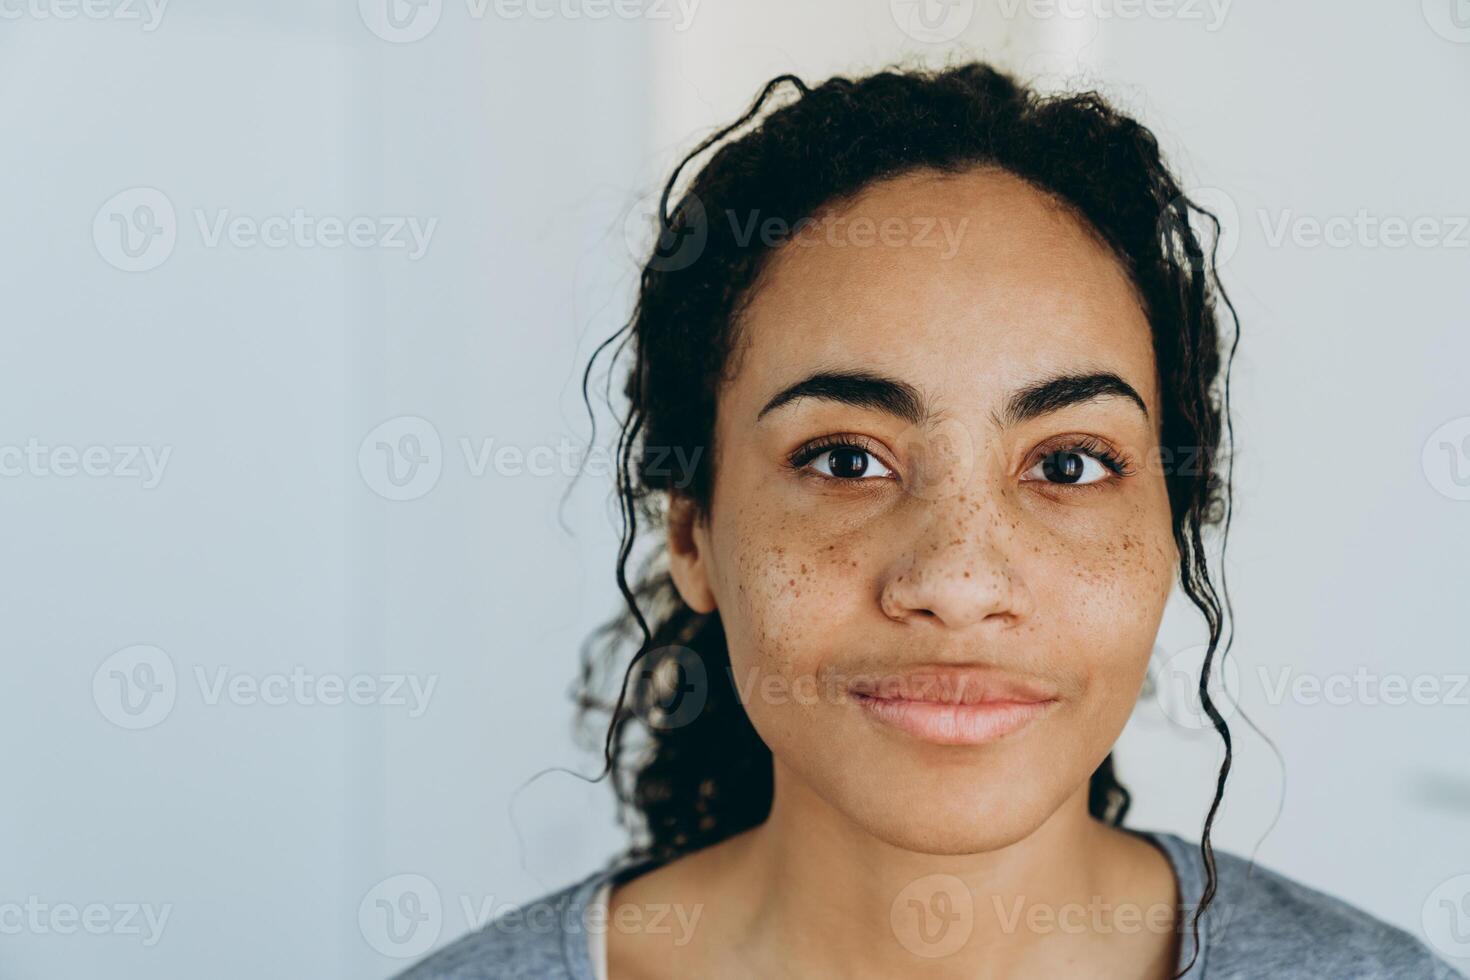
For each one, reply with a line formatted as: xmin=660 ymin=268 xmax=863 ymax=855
xmin=793 ymin=470 xmax=896 ymax=500
xmin=1030 ymin=477 xmax=1115 ymax=491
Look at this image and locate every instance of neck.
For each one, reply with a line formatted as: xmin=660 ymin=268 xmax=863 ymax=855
xmin=705 ymin=760 xmax=1173 ymax=979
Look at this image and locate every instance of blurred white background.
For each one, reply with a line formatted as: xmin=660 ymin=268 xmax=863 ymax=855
xmin=2 ymin=1 xmax=1467 ymax=976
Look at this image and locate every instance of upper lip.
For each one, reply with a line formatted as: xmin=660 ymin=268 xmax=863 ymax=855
xmin=846 ymin=665 xmax=1061 ymax=705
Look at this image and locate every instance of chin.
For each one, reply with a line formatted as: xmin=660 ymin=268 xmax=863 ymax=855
xmin=814 ymin=740 xmax=1079 ymax=856
xmin=851 ymin=792 xmax=1055 ymax=856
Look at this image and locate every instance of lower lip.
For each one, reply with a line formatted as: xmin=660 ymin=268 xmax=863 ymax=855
xmin=852 ymin=694 xmax=1057 ymax=745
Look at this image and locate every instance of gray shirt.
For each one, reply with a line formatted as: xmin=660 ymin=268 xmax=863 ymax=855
xmin=394 ymin=828 xmax=1467 ymax=979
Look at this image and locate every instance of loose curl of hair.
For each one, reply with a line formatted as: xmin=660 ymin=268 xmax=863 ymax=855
xmin=573 ymin=62 xmax=1239 ymax=979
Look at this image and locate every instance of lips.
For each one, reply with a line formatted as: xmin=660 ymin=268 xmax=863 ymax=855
xmin=846 ymin=666 xmax=1060 ymax=706
xmin=847 ymin=666 xmax=1060 ymax=745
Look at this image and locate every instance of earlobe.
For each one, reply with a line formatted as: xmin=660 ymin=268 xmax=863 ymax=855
xmin=666 ymin=493 xmax=718 ymax=614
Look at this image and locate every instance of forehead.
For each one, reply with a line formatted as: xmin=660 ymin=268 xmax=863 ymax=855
xmin=726 ymin=167 xmax=1157 ymax=418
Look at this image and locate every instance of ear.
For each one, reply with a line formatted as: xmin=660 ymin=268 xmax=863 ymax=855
xmin=666 ymin=492 xmax=718 ymax=614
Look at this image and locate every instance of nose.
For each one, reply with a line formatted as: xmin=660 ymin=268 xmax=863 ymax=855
xmin=877 ymin=493 xmax=1035 ymax=630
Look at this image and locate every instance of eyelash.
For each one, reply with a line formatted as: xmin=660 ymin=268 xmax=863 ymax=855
xmin=786 ymin=433 xmax=1134 ymax=487
xmin=787 ymin=433 xmax=896 ymax=479
xmin=1034 ymin=434 xmax=1135 ymax=482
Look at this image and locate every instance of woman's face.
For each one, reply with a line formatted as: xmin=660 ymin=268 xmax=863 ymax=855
xmin=668 ymin=167 xmax=1179 ymax=855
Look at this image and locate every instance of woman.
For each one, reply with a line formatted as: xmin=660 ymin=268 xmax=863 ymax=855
xmin=401 ymin=64 xmax=1462 ymax=979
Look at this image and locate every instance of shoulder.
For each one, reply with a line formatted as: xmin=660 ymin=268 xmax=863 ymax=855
xmin=1147 ymin=830 xmax=1465 ymax=980
xmin=388 ymin=868 xmax=610 ymax=980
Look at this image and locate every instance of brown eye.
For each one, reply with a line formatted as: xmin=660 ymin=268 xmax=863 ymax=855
xmin=807 ymin=445 xmax=895 ymax=480
xmin=1025 ymin=449 xmax=1110 ymax=486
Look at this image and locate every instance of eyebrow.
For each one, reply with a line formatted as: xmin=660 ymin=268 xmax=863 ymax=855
xmin=755 ymin=368 xmax=1149 ymax=428
xmin=999 ymin=370 xmax=1150 ymax=428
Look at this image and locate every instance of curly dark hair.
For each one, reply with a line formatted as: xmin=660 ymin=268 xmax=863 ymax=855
xmin=573 ymin=61 xmax=1238 ymax=979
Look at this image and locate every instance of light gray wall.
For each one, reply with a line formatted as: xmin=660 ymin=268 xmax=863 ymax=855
xmin=1 ymin=2 xmax=647 ymax=976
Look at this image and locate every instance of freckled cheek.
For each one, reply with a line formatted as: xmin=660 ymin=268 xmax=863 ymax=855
xmin=713 ymin=519 xmax=879 ymax=698
xmin=1032 ymin=521 xmax=1174 ymax=705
